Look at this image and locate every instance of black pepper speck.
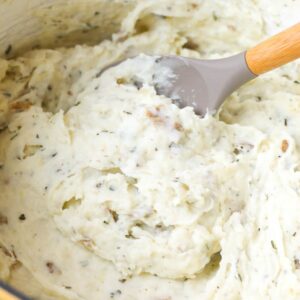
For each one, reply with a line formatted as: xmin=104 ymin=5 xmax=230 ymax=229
xmin=4 ymin=44 xmax=12 ymax=56
xmin=19 ymin=214 xmax=26 ymax=221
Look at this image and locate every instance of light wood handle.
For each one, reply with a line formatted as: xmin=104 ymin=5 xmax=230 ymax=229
xmin=246 ymin=23 xmax=300 ymax=75
xmin=0 ymin=287 xmax=21 ymax=300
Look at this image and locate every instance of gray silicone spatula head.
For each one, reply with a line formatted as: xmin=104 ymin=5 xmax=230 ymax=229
xmin=155 ymin=53 xmax=256 ymax=115
xmin=99 ymin=52 xmax=256 ymax=116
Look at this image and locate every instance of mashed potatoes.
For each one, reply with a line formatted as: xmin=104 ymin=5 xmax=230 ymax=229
xmin=0 ymin=0 xmax=300 ymax=299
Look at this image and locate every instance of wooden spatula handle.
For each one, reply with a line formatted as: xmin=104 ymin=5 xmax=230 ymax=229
xmin=246 ymin=23 xmax=300 ymax=75
xmin=0 ymin=287 xmax=21 ymax=300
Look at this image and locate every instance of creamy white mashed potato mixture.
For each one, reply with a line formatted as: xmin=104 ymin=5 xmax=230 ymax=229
xmin=0 ymin=0 xmax=300 ymax=299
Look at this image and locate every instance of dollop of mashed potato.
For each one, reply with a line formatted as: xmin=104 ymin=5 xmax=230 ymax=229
xmin=0 ymin=0 xmax=300 ymax=299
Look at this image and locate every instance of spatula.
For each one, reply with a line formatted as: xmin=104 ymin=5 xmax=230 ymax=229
xmin=157 ymin=22 xmax=300 ymax=114
xmin=105 ymin=23 xmax=300 ymax=115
